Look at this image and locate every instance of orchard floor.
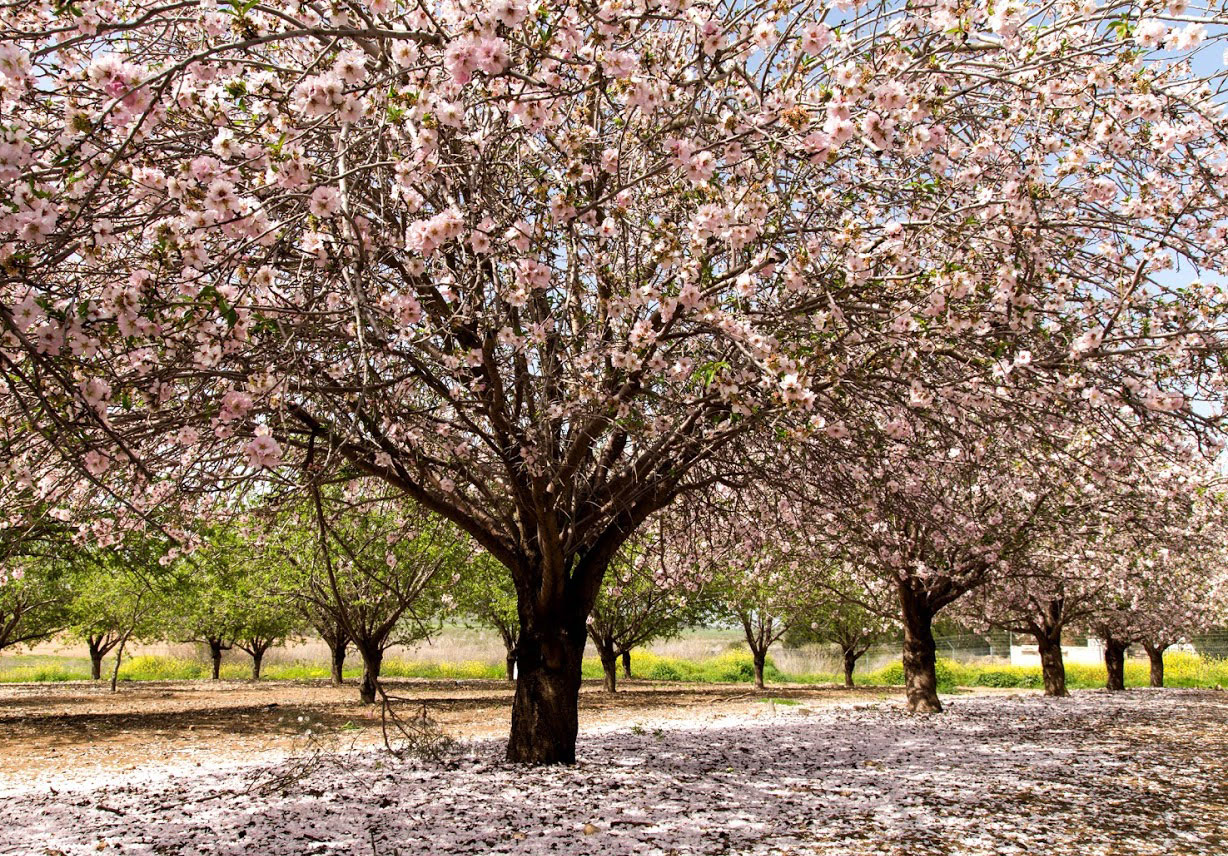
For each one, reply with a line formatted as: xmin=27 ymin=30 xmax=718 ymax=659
xmin=0 ymin=683 xmax=1224 ymax=856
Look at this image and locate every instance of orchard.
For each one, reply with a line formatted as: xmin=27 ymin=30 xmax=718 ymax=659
xmin=2 ymin=0 xmax=1228 ymax=851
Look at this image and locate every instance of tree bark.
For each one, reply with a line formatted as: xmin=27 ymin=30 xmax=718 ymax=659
xmin=899 ymin=584 xmax=942 ymax=713
xmin=842 ymin=647 xmax=858 ymax=688
xmin=89 ymin=637 xmax=105 ymax=682
xmin=1143 ymin=643 xmax=1167 ymax=688
xmin=1103 ymin=637 xmax=1128 ymax=692
xmin=599 ymin=645 xmax=618 ymax=693
xmin=1036 ymin=631 xmax=1068 ymax=698
xmin=752 ymin=648 xmax=767 ymax=690
xmin=358 ymin=646 xmax=384 ymax=705
xmin=251 ymin=649 xmax=264 ymax=681
xmin=208 ymin=639 xmax=226 ymax=680
xmin=329 ymin=637 xmax=347 ymax=686
xmin=621 ymin=650 xmax=631 ymax=680
xmin=506 ymin=619 xmax=585 ymax=764
xmin=505 ymin=650 xmax=517 ymax=681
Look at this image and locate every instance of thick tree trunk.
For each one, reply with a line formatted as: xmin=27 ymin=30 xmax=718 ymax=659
xmin=358 ymin=646 xmax=384 ymax=705
xmin=505 ymin=650 xmax=517 ymax=681
xmin=1104 ymin=637 xmax=1128 ymax=692
xmin=251 ymin=650 xmax=264 ymax=681
xmin=1144 ymin=643 xmax=1167 ymax=688
xmin=899 ymin=584 xmax=941 ymax=713
xmin=329 ymin=638 xmax=347 ymax=686
xmin=599 ymin=647 xmax=618 ymax=693
xmin=752 ymin=648 xmax=767 ymax=690
xmin=506 ymin=621 xmax=585 ymax=764
xmin=1036 ymin=632 xmax=1068 ymax=698
xmin=842 ymin=648 xmax=858 ymax=688
xmin=621 ymin=650 xmax=631 ymax=680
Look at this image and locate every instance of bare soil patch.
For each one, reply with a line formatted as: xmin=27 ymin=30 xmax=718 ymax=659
xmin=0 ymin=678 xmax=900 ymax=787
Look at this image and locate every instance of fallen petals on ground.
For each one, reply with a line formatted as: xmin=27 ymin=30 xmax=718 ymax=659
xmin=2 ymin=690 xmax=1224 ymax=856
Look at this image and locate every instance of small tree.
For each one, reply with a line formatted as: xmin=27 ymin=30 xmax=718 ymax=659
xmin=274 ymin=485 xmax=472 ymax=704
xmin=65 ymin=549 xmax=164 ymax=681
xmin=588 ymin=521 xmax=710 ymax=692
xmin=454 ymin=554 xmax=520 ymax=681
xmin=787 ymin=571 xmax=894 ymax=688
xmin=0 ymin=559 xmax=67 ymax=652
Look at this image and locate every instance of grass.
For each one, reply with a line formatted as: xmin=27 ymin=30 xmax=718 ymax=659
xmin=2 ymin=648 xmax=1226 ymax=690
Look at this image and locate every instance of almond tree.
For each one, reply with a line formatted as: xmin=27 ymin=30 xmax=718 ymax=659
xmin=586 ymin=515 xmax=712 ymax=692
xmin=270 ymin=485 xmax=469 ymax=704
xmin=4 ymin=0 xmax=1228 ymax=761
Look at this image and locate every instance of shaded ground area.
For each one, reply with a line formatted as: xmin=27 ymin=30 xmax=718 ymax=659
xmin=1 ymin=689 xmax=1224 ymax=855
xmin=0 ymin=678 xmax=898 ymax=786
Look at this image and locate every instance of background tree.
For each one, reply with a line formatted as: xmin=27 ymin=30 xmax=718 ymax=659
xmin=786 ymin=567 xmax=895 ymax=688
xmin=0 ymin=559 xmax=67 ymax=653
xmin=454 ymin=554 xmax=520 ymax=681
xmin=273 ymin=485 xmax=471 ymax=704
xmin=587 ymin=516 xmax=712 ymax=692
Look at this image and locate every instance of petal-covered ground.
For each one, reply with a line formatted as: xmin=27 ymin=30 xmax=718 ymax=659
xmin=2 ymin=690 xmax=1225 ymax=856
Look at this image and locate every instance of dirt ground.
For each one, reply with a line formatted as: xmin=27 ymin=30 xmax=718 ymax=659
xmin=0 ymin=678 xmax=903 ymax=788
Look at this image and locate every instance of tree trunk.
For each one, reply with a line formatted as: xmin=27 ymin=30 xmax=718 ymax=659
xmin=505 ymin=650 xmax=517 ymax=681
xmin=621 ymin=650 xmax=631 ymax=679
xmin=599 ymin=643 xmax=618 ymax=693
xmin=1104 ymin=637 xmax=1128 ymax=692
xmin=88 ymin=637 xmax=105 ymax=682
xmin=208 ymin=639 xmax=225 ymax=680
xmin=1144 ymin=643 xmax=1166 ymax=688
xmin=842 ymin=647 xmax=858 ymax=688
xmin=329 ymin=638 xmax=347 ymax=686
xmin=251 ymin=649 xmax=264 ymax=681
xmin=899 ymin=584 xmax=941 ymax=713
xmin=506 ymin=620 xmax=585 ymax=764
xmin=1036 ymin=631 xmax=1068 ymax=698
xmin=358 ymin=646 xmax=384 ymax=705
xmin=752 ymin=648 xmax=767 ymax=690
xmin=109 ymin=634 xmax=130 ymax=694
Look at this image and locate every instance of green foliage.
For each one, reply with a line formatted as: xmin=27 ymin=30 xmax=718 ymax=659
xmin=581 ymin=649 xmax=789 ymax=684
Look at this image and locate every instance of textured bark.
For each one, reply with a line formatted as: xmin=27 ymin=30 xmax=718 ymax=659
xmin=899 ymin=584 xmax=941 ymax=713
xmin=329 ymin=638 xmax=347 ymax=686
xmin=251 ymin=650 xmax=264 ymax=681
xmin=506 ymin=620 xmax=585 ymax=764
xmin=621 ymin=650 xmax=632 ymax=680
xmin=208 ymin=639 xmax=227 ymax=681
xmin=1104 ymin=638 xmax=1128 ymax=692
xmin=1144 ymin=643 xmax=1167 ymax=688
xmin=358 ymin=646 xmax=384 ymax=705
xmin=90 ymin=653 xmax=104 ymax=681
xmin=752 ymin=649 xmax=767 ymax=690
xmin=599 ymin=646 xmax=618 ymax=693
xmin=505 ymin=652 xmax=517 ymax=682
xmin=842 ymin=648 xmax=858 ymax=689
xmin=1036 ymin=632 xmax=1068 ymax=698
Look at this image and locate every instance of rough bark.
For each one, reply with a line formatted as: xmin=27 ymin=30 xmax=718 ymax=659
xmin=358 ymin=646 xmax=384 ymax=705
xmin=1104 ymin=637 xmax=1128 ymax=692
xmin=506 ymin=619 xmax=586 ymax=764
xmin=842 ymin=648 xmax=858 ymax=689
xmin=90 ymin=652 xmax=104 ymax=682
xmin=329 ymin=638 xmax=347 ymax=686
xmin=251 ymin=650 xmax=264 ymax=681
xmin=899 ymin=584 xmax=942 ymax=713
xmin=752 ymin=648 xmax=767 ymax=690
xmin=1036 ymin=631 xmax=1068 ymax=698
xmin=599 ymin=644 xmax=618 ymax=693
xmin=621 ymin=650 xmax=632 ymax=680
xmin=1144 ymin=643 xmax=1167 ymax=688
xmin=207 ymin=638 xmax=228 ymax=680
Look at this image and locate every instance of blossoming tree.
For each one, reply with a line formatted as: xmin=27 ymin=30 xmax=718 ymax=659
xmin=3 ymin=0 xmax=1228 ymax=760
